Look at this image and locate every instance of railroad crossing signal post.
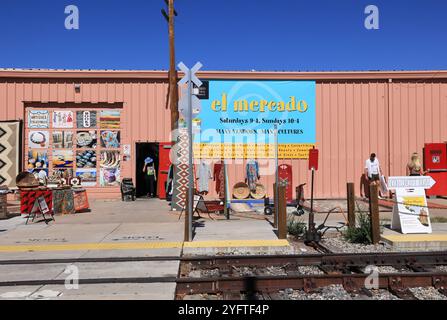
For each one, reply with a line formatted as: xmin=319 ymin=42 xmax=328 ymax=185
xmin=178 ymin=61 xmax=203 ymax=242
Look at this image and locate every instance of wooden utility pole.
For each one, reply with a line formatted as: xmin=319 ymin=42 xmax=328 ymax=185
xmin=162 ymin=0 xmax=179 ymax=131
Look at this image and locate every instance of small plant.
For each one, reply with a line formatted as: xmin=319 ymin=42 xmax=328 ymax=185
xmin=343 ymin=212 xmax=372 ymax=244
xmin=287 ymin=216 xmax=306 ymax=238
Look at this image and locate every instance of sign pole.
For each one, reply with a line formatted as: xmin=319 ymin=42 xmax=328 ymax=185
xmin=187 ymin=66 xmax=193 ymax=242
xmin=305 ymin=147 xmax=320 ymax=243
xmin=177 ymin=61 xmax=203 ymax=242
xmin=274 ymin=124 xmax=279 ymax=229
xmin=309 ymin=168 xmax=315 ymax=229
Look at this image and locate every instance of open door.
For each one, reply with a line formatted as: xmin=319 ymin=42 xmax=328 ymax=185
xmin=158 ymin=142 xmax=172 ymax=199
xmin=135 ymin=142 xmax=159 ymax=198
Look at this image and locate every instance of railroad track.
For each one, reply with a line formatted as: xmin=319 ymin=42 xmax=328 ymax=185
xmin=176 ymin=251 xmax=447 ymax=300
xmin=0 ymin=251 xmax=446 ymax=300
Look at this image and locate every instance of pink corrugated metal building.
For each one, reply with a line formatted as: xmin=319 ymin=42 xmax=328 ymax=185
xmin=0 ymin=69 xmax=446 ymax=199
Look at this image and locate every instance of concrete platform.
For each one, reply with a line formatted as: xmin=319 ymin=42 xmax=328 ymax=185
xmin=0 ymin=198 xmax=290 ymax=299
xmin=0 ymin=199 xmax=184 ymax=260
xmin=0 ymin=283 xmax=176 ymax=300
xmin=180 ymin=217 xmax=291 ymax=255
xmin=192 ymin=218 xmax=278 ymax=241
xmin=381 ymin=224 xmax=447 ymax=251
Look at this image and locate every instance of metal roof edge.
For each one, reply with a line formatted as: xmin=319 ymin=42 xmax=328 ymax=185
xmin=0 ymin=68 xmax=446 ymax=81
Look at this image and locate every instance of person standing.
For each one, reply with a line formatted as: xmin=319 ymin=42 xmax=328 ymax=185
xmin=407 ymin=152 xmax=425 ymax=176
xmin=364 ymin=153 xmax=382 ymax=198
xmin=143 ymin=157 xmax=157 ymax=198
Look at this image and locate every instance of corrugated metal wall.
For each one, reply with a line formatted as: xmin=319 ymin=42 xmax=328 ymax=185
xmin=226 ymin=80 xmax=447 ymax=199
xmin=0 ymin=76 xmax=446 ymax=199
xmin=0 ymin=79 xmax=170 ymax=197
xmin=389 ymin=81 xmax=447 ymax=176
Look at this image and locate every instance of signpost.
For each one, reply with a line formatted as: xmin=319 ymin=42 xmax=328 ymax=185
xmin=388 ymin=176 xmax=436 ymax=234
xmin=305 ymin=147 xmax=320 ymax=243
xmin=178 ymin=61 xmax=202 ymax=242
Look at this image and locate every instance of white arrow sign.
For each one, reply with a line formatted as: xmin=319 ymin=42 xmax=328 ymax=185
xmin=388 ymin=176 xmax=436 ymax=190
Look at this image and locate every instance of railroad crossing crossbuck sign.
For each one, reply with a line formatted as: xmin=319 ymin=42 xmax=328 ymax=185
xmin=388 ymin=176 xmax=436 ymax=234
xmin=178 ymin=62 xmax=202 ymax=121
xmin=173 ymin=61 xmax=203 ymax=242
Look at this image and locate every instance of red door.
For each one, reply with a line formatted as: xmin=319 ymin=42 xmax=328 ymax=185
xmin=157 ymin=142 xmax=172 ymax=199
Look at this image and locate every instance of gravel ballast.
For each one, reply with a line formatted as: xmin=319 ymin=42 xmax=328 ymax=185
xmin=282 ymin=285 xmax=353 ymax=300
xmin=322 ymin=236 xmax=393 ymax=253
xmin=410 ymin=287 xmax=447 ymax=300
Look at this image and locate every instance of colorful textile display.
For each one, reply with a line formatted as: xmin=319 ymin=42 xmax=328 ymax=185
xmin=20 ymin=189 xmax=53 ymax=215
xmin=53 ymin=188 xmax=75 ymax=215
xmin=197 ymin=161 xmax=212 ymax=193
xmin=213 ymin=163 xmax=225 ymax=199
xmin=246 ymin=160 xmax=260 ymax=192
xmin=0 ymin=121 xmax=21 ymax=187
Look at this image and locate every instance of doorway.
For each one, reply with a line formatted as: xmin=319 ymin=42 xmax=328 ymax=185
xmin=135 ymin=142 xmax=159 ymax=198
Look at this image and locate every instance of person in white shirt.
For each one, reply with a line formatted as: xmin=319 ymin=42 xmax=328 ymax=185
xmin=33 ymin=169 xmax=48 ymax=186
xmin=364 ymin=153 xmax=381 ymax=186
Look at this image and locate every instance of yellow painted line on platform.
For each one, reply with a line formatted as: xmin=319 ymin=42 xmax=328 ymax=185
xmin=0 ymin=242 xmax=183 ymax=252
xmin=0 ymin=239 xmax=290 ymax=252
xmin=183 ymin=239 xmax=290 ymax=248
xmin=382 ymin=234 xmax=447 ymax=243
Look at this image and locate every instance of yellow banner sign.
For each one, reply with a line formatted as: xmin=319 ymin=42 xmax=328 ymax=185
xmin=193 ymin=143 xmax=315 ymax=159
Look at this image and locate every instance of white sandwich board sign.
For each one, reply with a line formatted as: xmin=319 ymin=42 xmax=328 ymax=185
xmin=388 ymin=176 xmax=435 ymax=234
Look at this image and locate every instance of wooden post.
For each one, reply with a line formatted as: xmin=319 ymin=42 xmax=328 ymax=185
xmin=347 ymin=183 xmax=355 ymax=228
xmin=184 ymin=189 xmax=190 ymax=242
xmin=168 ymin=0 xmax=179 ymax=132
xmin=278 ymin=185 xmax=287 ymax=239
xmin=273 ymin=183 xmax=278 ymax=228
xmin=368 ymin=184 xmax=381 ymax=244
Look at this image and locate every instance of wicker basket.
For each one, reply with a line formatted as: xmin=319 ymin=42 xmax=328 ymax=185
xmin=250 ymin=183 xmax=266 ymax=199
xmin=16 ymin=172 xmax=39 ymax=189
xmin=232 ymin=182 xmax=250 ymax=199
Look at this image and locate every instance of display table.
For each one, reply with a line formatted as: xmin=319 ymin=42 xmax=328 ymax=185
xmin=52 ymin=187 xmax=75 ymax=215
xmin=20 ymin=188 xmax=54 ymax=224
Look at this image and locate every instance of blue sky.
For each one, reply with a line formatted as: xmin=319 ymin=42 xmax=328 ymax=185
xmin=0 ymin=0 xmax=446 ymax=71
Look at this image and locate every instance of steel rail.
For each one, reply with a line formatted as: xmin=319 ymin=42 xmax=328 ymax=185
xmin=0 ymin=277 xmax=177 ymax=287
xmin=181 ymin=251 xmax=447 ymax=269
xmin=0 ymin=256 xmax=180 ymax=265
xmin=1 ymin=251 xmax=446 ymax=267
xmin=175 ymin=272 xmax=447 ymax=295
